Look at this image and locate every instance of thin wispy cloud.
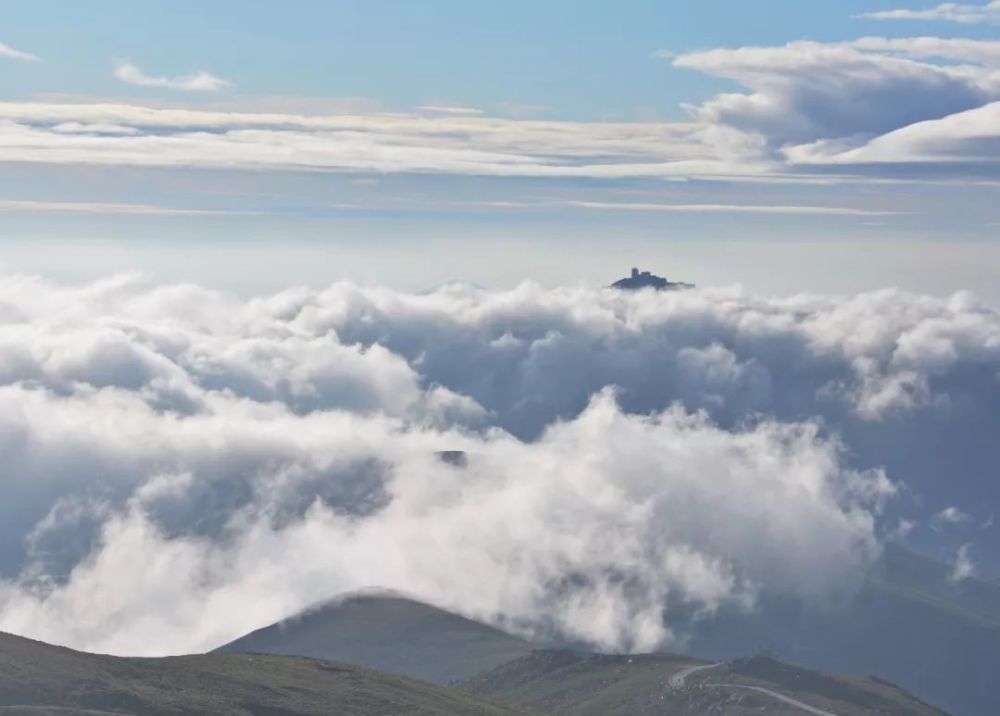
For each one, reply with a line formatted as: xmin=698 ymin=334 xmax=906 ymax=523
xmin=564 ymin=200 xmax=901 ymax=217
xmin=0 ymin=199 xmax=242 ymax=216
xmin=114 ymin=62 xmax=233 ymax=92
xmin=649 ymin=49 xmax=678 ymax=60
xmin=849 ymin=36 xmax=1000 ymax=64
xmin=0 ymin=40 xmax=39 ymax=62
xmin=931 ymin=506 xmax=973 ymax=531
xmin=861 ymin=1 xmax=1000 ymax=24
xmin=279 ymin=198 xmax=901 ymax=218
xmin=417 ymin=105 xmax=484 ymax=115
xmin=950 ymin=544 xmax=977 ymax=582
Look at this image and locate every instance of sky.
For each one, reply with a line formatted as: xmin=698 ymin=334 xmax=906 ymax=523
xmin=1 ymin=5 xmax=999 ymax=692
xmin=1 ymin=0 xmax=999 ymax=299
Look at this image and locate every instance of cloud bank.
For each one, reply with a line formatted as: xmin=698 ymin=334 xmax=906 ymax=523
xmin=2 ymin=32 xmax=1000 ymax=182
xmin=0 ymin=276 xmax=997 ymax=657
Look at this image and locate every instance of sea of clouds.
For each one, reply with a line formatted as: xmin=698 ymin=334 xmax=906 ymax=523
xmin=0 ymin=274 xmax=997 ymax=656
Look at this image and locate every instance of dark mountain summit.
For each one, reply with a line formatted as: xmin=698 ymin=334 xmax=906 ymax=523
xmin=611 ymin=267 xmax=694 ymax=291
xmin=217 ymin=592 xmax=535 ymax=685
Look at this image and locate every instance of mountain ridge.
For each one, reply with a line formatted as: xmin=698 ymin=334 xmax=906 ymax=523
xmin=0 ymin=629 xmax=525 ymax=716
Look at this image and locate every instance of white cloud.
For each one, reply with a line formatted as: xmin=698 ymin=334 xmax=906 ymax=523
xmin=787 ymin=101 xmax=1000 ymax=171
xmin=114 ymin=62 xmax=233 ymax=92
xmin=670 ymin=38 xmax=1000 ymax=180
xmin=673 ymin=41 xmax=998 ymax=148
xmin=50 ymin=122 xmax=140 ymax=135
xmin=862 ymin=1 xmax=1000 ymax=25
xmin=950 ymin=544 xmax=977 ymax=581
xmin=0 ymin=386 xmax=888 ymax=655
xmin=0 ymin=276 xmax=995 ymax=656
xmin=0 ymin=100 xmax=736 ymax=179
xmin=0 ymin=41 xmax=39 ymax=62
xmin=892 ymin=518 xmax=918 ymax=539
xmin=931 ymin=506 xmax=973 ymax=530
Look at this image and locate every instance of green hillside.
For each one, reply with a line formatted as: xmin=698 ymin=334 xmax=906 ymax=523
xmin=218 ymin=592 xmax=536 ymax=685
xmin=0 ymin=631 xmax=525 ymax=716
xmin=464 ymin=650 xmax=948 ymax=716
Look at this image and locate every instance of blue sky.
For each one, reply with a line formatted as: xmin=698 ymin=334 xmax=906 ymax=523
xmin=1 ymin=0 xmax=1000 ymax=297
xmin=6 ymin=0 xmax=997 ymax=118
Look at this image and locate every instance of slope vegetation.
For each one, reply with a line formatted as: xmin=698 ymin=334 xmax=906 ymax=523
xmin=0 ymin=631 xmax=524 ymax=716
xmin=688 ymin=544 xmax=1000 ymax=715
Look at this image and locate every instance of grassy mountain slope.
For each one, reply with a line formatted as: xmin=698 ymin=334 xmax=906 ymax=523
xmin=218 ymin=592 xmax=536 ymax=685
xmin=464 ymin=650 xmax=948 ymax=716
xmin=688 ymin=544 xmax=1000 ymax=716
xmin=0 ymin=631 xmax=524 ymax=716
xmin=217 ymin=546 xmax=992 ymax=713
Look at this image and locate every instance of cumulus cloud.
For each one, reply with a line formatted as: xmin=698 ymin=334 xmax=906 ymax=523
xmin=673 ymin=40 xmax=998 ymax=148
xmin=0 ymin=386 xmax=888 ymax=655
xmin=114 ymin=62 xmax=233 ymax=92
xmin=0 ymin=276 xmax=997 ymax=657
xmin=0 ymin=41 xmax=39 ymax=62
xmin=862 ymin=1 xmax=1000 ymax=25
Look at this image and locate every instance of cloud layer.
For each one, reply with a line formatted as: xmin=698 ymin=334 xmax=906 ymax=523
xmin=0 ymin=276 xmax=997 ymax=656
xmin=1 ymin=33 xmax=999 ymax=182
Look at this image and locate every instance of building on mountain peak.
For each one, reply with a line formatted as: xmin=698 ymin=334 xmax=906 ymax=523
xmin=611 ymin=267 xmax=694 ymax=291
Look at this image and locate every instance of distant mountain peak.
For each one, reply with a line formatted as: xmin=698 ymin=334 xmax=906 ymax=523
xmin=611 ymin=267 xmax=694 ymax=291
